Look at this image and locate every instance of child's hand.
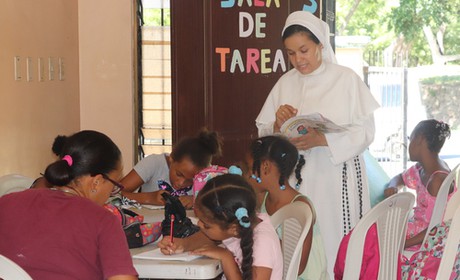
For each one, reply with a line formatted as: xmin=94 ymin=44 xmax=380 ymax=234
xmin=150 ymin=190 xmax=168 ymax=205
xmin=179 ymin=195 xmax=194 ymax=209
xmin=191 ymin=244 xmax=233 ymax=261
xmin=384 ymin=186 xmax=398 ymax=198
xmin=157 ymin=236 xmax=185 ymax=255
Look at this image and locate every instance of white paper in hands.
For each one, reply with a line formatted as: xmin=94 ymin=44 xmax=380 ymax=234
xmin=280 ymin=113 xmax=346 ymax=137
xmin=133 ymin=247 xmax=202 ymax=261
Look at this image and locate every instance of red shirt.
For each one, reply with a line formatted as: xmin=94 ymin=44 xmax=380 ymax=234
xmin=0 ymin=188 xmax=137 ymax=279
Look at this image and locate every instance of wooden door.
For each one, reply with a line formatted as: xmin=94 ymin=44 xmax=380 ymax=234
xmin=170 ymin=0 xmax=333 ymax=166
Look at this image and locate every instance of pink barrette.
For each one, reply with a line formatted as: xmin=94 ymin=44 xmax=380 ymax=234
xmin=62 ymin=155 xmax=73 ymax=166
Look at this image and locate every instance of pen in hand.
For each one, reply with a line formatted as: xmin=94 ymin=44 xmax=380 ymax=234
xmin=170 ymin=214 xmax=175 ymax=244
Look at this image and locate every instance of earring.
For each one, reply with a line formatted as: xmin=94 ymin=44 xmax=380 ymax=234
xmin=280 ymin=185 xmax=286 ymax=190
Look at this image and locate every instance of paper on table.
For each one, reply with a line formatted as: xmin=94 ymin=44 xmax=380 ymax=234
xmin=133 ymin=248 xmax=202 ymax=261
xmin=141 ymin=204 xmax=165 ymax=210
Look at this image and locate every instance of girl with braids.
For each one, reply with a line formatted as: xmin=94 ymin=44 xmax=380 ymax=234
xmin=192 ymin=174 xmax=283 ymax=280
xmin=159 ymin=174 xmax=283 ymax=280
xmin=246 ymin=135 xmax=329 ymax=279
xmin=384 ymin=119 xmax=456 ymax=250
xmin=120 ymin=128 xmax=223 ymax=208
xmin=0 ymin=130 xmax=137 ymax=280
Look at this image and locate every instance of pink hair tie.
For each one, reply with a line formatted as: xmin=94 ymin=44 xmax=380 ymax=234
xmin=62 ymin=155 xmax=73 ymax=166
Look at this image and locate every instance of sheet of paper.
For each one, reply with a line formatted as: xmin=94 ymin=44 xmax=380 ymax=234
xmin=133 ymin=248 xmax=202 ymax=261
xmin=141 ymin=204 xmax=165 ymax=210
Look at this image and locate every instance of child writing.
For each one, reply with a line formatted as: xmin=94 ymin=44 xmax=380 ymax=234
xmin=245 ymin=135 xmax=329 ymax=279
xmin=120 ymin=129 xmax=223 ymax=208
xmin=384 ymin=119 xmax=455 ymax=250
xmin=160 ymin=174 xmax=283 ymax=280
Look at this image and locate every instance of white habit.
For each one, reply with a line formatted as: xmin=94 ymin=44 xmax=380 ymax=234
xmin=256 ymin=61 xmax=380 ymax=274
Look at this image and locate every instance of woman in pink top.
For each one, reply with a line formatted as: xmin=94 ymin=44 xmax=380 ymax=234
xmin=384 ymin=119 xmax=455 ymax=250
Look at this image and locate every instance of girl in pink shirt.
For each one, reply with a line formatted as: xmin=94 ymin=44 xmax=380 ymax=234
xmin=191 ymin=174 xmax=283 ymax=280
xmin=384 ymin=119 xmax=455 ymax=250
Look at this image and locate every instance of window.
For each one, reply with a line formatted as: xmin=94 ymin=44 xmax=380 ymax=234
xmin=138 ymin=0 xmax=172 ymax=158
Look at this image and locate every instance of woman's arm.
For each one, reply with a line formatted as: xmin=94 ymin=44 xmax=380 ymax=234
xmin=290 ymin=128 xmax=328 ymax=150
xmin=326 ymin=116 xmax=376 ymax=164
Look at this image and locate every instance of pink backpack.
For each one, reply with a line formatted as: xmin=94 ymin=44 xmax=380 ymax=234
xmin=192 ymin=165 xmax=228 ymax=202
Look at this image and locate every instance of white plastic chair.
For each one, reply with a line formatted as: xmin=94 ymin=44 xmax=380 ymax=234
xmin=443 ymin=172 xmax=460 ymax=222
xmin=0 ymin=254 xmax=33 ymax=280
xmin=0 ymin=174 xmax=34 ymax=197
xmin=270 ymin=201 xmax=313 ymax=280
xmin=422 ymin=163 xmax=459 ymax=245
xmin=435 ymin=204 xmax=460 ymax=280
xmin=342 ymin=192 xmax=415 ymax=280
xmin=403 ymin=164 xmax=459 ymax=259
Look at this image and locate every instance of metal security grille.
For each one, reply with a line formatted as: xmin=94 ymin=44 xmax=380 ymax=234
xmin=365 ymin=66 xmax=408 ymax=177
xmin=139 ymin=0 xmax=172 ymax=159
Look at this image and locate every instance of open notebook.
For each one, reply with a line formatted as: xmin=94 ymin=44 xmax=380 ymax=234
xmin=133 ymin=248 xmax=202 ymax=261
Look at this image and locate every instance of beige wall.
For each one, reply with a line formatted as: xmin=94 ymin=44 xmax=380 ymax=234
xmin=336 ymin=47 xmax=366 ymax=79
xmin=0 ymin=0 xmax=80 ymax=177
xmin=79 ymin=0 xmax=135 ymax=174
xmin=0 ymin=0 xmax=136 ymax=178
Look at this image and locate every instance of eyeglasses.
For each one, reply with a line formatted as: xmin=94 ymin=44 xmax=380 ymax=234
xmin=101 ymin=174 xmax=125 ymax=195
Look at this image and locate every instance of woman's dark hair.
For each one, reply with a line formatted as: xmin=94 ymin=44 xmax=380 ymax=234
xmin=170 ymin=128 xmax=223 ymax=168
xmin=413 ymin=119 xmax=451 ymax=153
xmin=44 ymin=130 xmax=121 ymax=186
xmin=282 ymin=24 xmax=320 ymax=44
xmin=251 ymin=135 xmax=305 ymax=189
xmin=196 ymin=174 xmax=256 ymax=280
xmin=51 ymin=135 xmax=67 ymax=156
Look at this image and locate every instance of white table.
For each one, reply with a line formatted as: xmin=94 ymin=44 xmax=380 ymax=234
xmin=129 ymin=207 xmax=223 ymax=279
xmin=131 ymin=243 xmax=223 ymax=279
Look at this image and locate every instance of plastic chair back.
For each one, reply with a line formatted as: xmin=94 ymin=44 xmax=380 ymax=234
xmin=435 ymin=205 xmax=460 ymax=280
xmin=270 ymin=201 xmax=313 ymax=280
xmin=343 ymin=192 xmax=415 ymax=280
xmin=443 ymin=169 xmax=460 ymax=221
xmin=0 ymin=255 xmax=33 ymax=280
xmin=0 ymin=174 xmax=34 ymax=197
xmin=422 ymin=163 xmax=459 ymax=245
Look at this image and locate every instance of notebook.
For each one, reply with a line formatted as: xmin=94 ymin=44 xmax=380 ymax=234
xmin=133 ymin=247 xmax=202 ymax=261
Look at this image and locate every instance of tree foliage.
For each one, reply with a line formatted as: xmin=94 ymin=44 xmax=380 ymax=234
xmin=337 ymin=0 xmax=460 ymax=66
xmin=388 ymin=0 xmax=460 ymax=65
xmin=143 ymin=8 xmax=171 ymax=27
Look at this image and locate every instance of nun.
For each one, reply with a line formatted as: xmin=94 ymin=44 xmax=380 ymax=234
xmin=255 ymin=10 xmax=380 ymax=277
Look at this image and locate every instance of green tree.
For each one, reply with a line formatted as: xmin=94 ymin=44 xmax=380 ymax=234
xmin=143 ymin=8 xmax=171 ymax=27
xmin=389 ymin=0 xmax=460 ymax=65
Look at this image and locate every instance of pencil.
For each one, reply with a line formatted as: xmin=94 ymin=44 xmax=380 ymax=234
xmin=170 ymin=214 xmax=175 ymax=244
